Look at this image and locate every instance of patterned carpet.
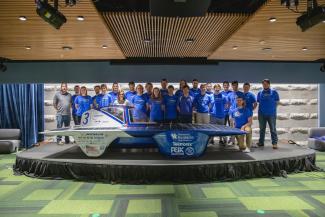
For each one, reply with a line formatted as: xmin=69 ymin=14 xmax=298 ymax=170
xmin=0 ymin=152 xmax=325 ymax=217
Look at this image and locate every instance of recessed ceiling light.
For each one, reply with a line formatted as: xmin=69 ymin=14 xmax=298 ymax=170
xmin=62 ymin=46 xmax=72 ymax=51
xmin=144 ymin=39 xmax=151 ymax=43
xmin=302 ymin=47 xmax=308 ymax=51
xmin=25 ymin=46 xmax=31 ymax=50
xmin=269 ymin=17 xmax=277 ymax=22
xmin=185 ymin=38 xmax=195 ymax=43
xmin=19 ymin=16 xmax=27 ymax=21
xmin=76 ymin=16 xmax=84 ymax=21
xmin=262 ymin=47 xmax=272 ymax=52
xmin=102 ymin=45 xmax=108 ymax=49
xmin=232 ymin=46 xmax=238 ymax=50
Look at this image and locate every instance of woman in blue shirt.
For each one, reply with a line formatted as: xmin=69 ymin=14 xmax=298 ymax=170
xmin=175 ymin=79 xmax=187 ymax=98
xmin=148 ymin=87 xmax=164 ymax=123
xmin=163 ymin=85 xmax=178 ymax=123
xmin=230 ymin=96 xmax=253 ymax=153
xmin=74 ymin=86 xmax=92 ymax=125
xmin=131 ymin=84 xmax=148 ymax=122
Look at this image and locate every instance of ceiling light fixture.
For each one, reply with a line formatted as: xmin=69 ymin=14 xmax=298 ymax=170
xmin=19 ymin=16 xmax=27 ymax=21
xmin=269 ymin=17 xmax=277 ymax=22
xmin=262 ymin=47 xmax=272 ymax=52
xmin=76 ymin=16 xmax=84 ymax=21
xmin=102 ymin=45 xmax=108 ymax=49
xmin=302 ymin=47 xmax=308 ymax=51
xmin=144 ymin=39 xmax=151 ymax=43
xmin=185 ymin=38 xmax=195 ymax=43
xmin=25 ymin=46 xmax=31 ymax=50
xmin=62 ymin=46 xmax=72 ymax=51
xmin=232 ymin=46 xmax=238 ymax=50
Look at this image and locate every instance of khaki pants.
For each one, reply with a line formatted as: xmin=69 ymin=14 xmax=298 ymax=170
xmin=196 ymin=112 xmax=210 ymax=124
xmin=235 ymin=126 xmax=252 ymax=150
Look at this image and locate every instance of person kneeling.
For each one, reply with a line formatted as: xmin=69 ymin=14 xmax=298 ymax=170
xmin=230 ymin=96 xmax=253 ymax=153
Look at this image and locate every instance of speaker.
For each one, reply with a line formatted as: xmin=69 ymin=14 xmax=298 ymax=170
xmin=150 ymin=0 xmax=211 ymax=17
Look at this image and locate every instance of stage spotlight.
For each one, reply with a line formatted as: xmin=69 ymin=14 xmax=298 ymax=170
xmin=320 ymin=63 xmax=325 ymax=72
xmin=36 ymin=0 xmax=67 ymax=29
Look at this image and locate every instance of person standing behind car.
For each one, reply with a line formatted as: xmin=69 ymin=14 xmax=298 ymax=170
xmin=125 ymin=81 xmax=137 ymax=102
xmin=243 ymin=82 xmax=257 ymax=112
xmin=163 ymin=85 xmax=178 ymax=123
xmin=148 ymin=87 xmax=164 ymax=123
xmin=256 ymin=79 xmax=280 ymax=149
xmin=71 ymin=85 xmax=80 ymax=125
xmin=221 ymin=81 xmax=232 ymax=126
xmin=131 ymin=84 xmax=148 ymax=122
xmin=74 ymin=86 xmax=92 ymax=125
xmin=194 ymin=84 xmax=213 ymax=124
xmin=177 ymin=85 xmax=194 ymax=123
xmin=92 ymin=85 xmax=101 ymax=109
xmin=53 ymin=82 xmax=72 ymax=145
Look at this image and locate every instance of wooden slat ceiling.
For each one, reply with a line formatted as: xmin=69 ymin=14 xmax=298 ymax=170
xmin=102 ymin=12 xmax=249 ymax=57
xmin=0 ymin=0 xmax=125 ymax=60
xmin=209 ymin=0 xmax=325 ymax=61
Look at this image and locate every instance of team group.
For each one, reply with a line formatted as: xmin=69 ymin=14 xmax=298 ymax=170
xmin=53 ymin=79 xmax=280 ymax=152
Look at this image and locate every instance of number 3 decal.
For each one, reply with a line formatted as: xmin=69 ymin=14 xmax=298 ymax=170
xmin=83 ymin=112 xmax=90 ymax=125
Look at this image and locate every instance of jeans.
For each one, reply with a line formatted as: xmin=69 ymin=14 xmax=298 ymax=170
xmin=210 ymin=116 xmax=225 ymax=143
xmin=258 ymin=114 xmax=278 ymax=145
xmin=56 ymin=114 xmax=71 ymax=143
xmin=224 ymin=114 xmax=230 ymax=126
xmin=72 ymin=114 xmax=80 ymax=125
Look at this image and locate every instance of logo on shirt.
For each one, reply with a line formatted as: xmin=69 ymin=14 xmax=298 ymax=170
xmin=234 ymin=111 xmax=242 ymax=117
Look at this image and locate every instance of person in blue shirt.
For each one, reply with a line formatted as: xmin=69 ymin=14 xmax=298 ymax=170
xmin=125 ymin=81 xmax=136 ymax=102
xmin=256 ymin=79 xmax=280 ymax=149
xmin=71 ymin=85 xmax=80 ymax=125
xmin=230 ymin=96 xmax=253 ymax=153
xmin=74 ymin=86 xmax=92 ymax=125
xmin=190 ymin=79 xmax=200 ymax=98
xmin=160 ymin=78 xmax=168 ymax=97
xmin=109 ymin=82 xmax=119 ymax=102
xmin=92 ymin=85 xmax=101 ymax=109
xmin=206 ymin=83 xmax=214 ymax=96
xmin=175 ymin=79 xmax=187 ymax=98
xmin=131 ymin=84 xmax=148 ymax=122
xmin=243 ymin=82 xmax=257 ymax=112
xmin=194 ymin=83 xmax=213 ymax=124
xmin=221 ymin=81 xmax=232 ymax=126
xmin=148 ymin=87 xmax=164 ymax=123
xmin=113 ymin=90 xmax=132 ymax=106
xmin=177 ymin=85 xmax=194 ymax=123
xmin=96 ymin=84 xmax=112 ymax=109
xmin=163 ymin=85 xmax=178 ymax=123
xmin=143 ymin=82 xmax=153 ymax=101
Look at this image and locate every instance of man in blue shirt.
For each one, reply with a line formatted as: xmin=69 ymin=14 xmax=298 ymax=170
xmin=206 ymin=83 xmax=214 ymax=97
xmin=230 ymin=96 xmax=253 ymax=153
xmin=92 ymin=85 xmax=101 ymax=109
xmin=228 ymin=81 xmax=245 ymax=112
xmin=256 ymin=79 xmax=280 ymax=149
xmin=109 ymin=82 xmax=119 ymax=102
xmin=177 ymin=85 xmax=194 ymax=123
xmin=144 ymin=82 xmax=153 ymax=101
xmin=160 ymin=78 xmax=168 ymax=97
xmin=163 ymin=85 xmax=178 ymax=123
xmin=125 ymin=81 xmax=136 ymax=102
xmin=71 ymin=85 xmax=80 ymax=125
xmin=96 ymin=84 xmax=112 ymax=109
xmin=190 ymin=79 xmax=200 ymax=98
xmin=194 ymin=84 xmax=213 ymax=124
xmin=243 ymin=82 xmax=257 ymax=112
xmin=221 ymin=81 xmax=232 ymax=126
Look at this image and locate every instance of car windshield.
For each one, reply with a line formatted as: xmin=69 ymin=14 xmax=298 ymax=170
xmin=100 ymin=106 xmax=125 ymax=123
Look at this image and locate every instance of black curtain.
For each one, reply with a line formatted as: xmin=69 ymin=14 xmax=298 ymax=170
xmin=0 ymin=84 xmax=44 ymax=148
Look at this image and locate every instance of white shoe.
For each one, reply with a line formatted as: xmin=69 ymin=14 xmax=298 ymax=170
xmin=57 ymin=141 xmax=64 ymax=145
xmin=242 ymin=148 xmax=250 ymax=153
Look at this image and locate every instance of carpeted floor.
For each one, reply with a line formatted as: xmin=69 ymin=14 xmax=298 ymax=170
xmin=1 ymin=151 xmax=325 ymax=217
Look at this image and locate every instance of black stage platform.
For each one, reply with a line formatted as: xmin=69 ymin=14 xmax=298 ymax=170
xmin=14 ymin=142 xmax=319 ymax=183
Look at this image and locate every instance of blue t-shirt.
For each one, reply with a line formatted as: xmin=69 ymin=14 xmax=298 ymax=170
xmin=160 ymin=89 xmax=168 ymax=97
xmin=257 ymin=88 xmax=280 ymax=116
xmin=221 ymin=90 xmax=231 ymax=114
xmin=244 ymin=91 xmax=257 ymax=112
xmin=206 ymin=90 xmax=213 ymax=97
xmin=143 ymin=92 xmax=152 ymax=101
xmin=228 ymin=91 xmax=245 ymax=111
xmin=92 ymin=94 xmax=101 ymax=109
xmin=75 ymin=95 xmax=92 ymax=117
xmin=109 ymin=91 xmax=118 ymax=103
xmin=194 ymin=93 xmax=213 ymax=113
xmin=125 ymin=91 xmax=136 ymax=102
xmin=231 ymin=107 xmax=253 ymax=129
xmin=163 ymin=95 xmax=178 ymax=120
xmin=148 ymin=98 xmax=164 ymax=122
xmin=177 ymin=95 xmax=194 ymax=115
xmin=98 ymin=93 xmax=112 ymax=108
xmin=175 ymin=89 xmax=183 ymax=98
xmin=131 ymin=94 xmax=148 ymax=120
xmin=211 ymin=93 xmax=227 ymax=119
xmin=190 ymin=88 xmax=200 ymax=98
xmin=71 ymin=94 xmax=79 ymax=115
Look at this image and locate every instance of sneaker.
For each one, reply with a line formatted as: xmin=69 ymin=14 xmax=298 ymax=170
xmin=57 ymin=141 xmax=64 ymax=145
xmin=272 ymin=144 xmax=278 ymax=149
xmin=256 ymin=142 xmax=264 ymax=147
xmin=242 ymin=147 xmax=251 ymax=153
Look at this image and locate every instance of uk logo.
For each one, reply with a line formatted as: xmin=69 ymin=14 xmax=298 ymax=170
xmin=171 ymin=133 xmax=178 ymax=140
